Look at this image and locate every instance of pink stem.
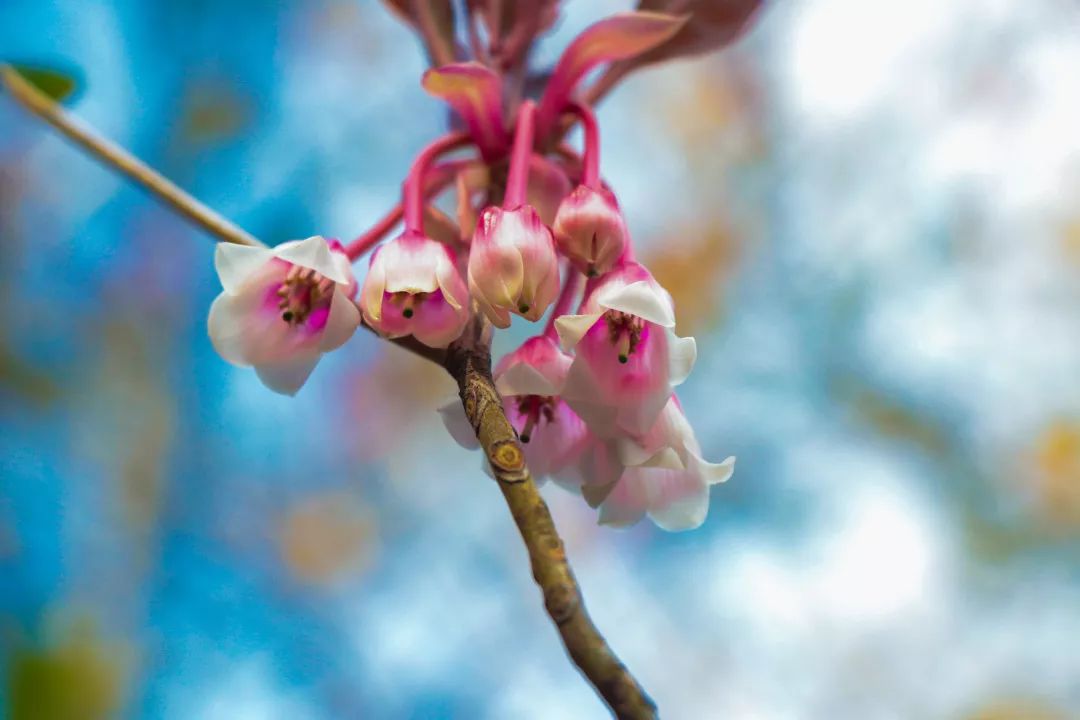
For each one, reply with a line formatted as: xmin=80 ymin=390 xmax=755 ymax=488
xmin=544 ymin=264 xmax=584 ymax=338
xmin=503 ymin=100 xmax=537 ymax=208
xmin=568 ymin=101 xmax=600 ymax=188
xmin=404 ymin=132 xmax=471 ymax=233
xmin=344 ymin=203 xmax=402 ymax=261
xmin=345 ymin=158 xmax=474 ymax=261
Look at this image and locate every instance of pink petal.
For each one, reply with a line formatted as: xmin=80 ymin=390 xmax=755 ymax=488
xmin=422 ymin=62 xmax=509 ymax=156
xmin=274 ymin=236 xmax=351 ymax=285
xmin=526 ymin=155 xmax=573 ymax=226
xmin=317 ymin=286 xmax=361 ymax=352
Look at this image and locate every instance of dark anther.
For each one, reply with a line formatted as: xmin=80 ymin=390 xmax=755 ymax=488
xmin=282 ymin=311 xmax=294 ymax=322
xmin=402 ymin=308 xmax=414 ymax=318
xmin=618 ymin=354 xmax=628 ymax=364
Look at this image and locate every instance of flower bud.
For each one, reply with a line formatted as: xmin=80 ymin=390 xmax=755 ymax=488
xmin=359 ymin=231 xmax=470 ymax=348
xmin=551 ymin=185 xmax=628 ymax=277
xmin=467 ymin=205 xmax=560 ymax=329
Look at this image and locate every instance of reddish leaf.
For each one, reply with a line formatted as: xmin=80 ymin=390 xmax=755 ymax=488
xmin=381 ymin=0 xmax=458 ymax=66
xmin=536 ymin=12 xmax=687 ymax=137
xmin=637 ymin=0 xmax=763 ymax=60
xmin=422 ymin=62 xmax=509 ymax=157
xmin=585 ymin=1 xmax=764 ymax=104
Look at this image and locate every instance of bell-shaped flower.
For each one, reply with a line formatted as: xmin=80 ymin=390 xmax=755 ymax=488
xmin=585 ymin=396 xmax=735 ymax=531
xmin=359 ymin=231 xmax=470 ymax=348
xmin=208 ymin=236 xmax=361 ymax=396
xmin=439 ymin=335 xmax=593 ymax=487
xmin=467 ymin=205 xmax=560 ymax=329
xmin=552 ymin=185 xmax=628 ymax=277
xmin=555 ymin=261 xmax=697 ymax=437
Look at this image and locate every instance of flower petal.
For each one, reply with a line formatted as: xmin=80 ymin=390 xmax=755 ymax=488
xmin=527 ymin=155 xmax=573 ymax=226
xmin=215 ymin=243 xmax=274 ymax=294
xmin=359 ymin=249 xmax=388 ymax=323
xmin=600 ymin=280 xmax=675 ymax=327
xmin=644 ymin=467 xmax=711 ymax=532
xmin=667 ymin=332 xmax=697 ymax=386
xmin=318 ymin=286 xmax=361 ymax=352
xmin=697 ymin=453 xmax=736 ymax=485
xmin=554 ymin=312 xmax=604 ymax=350
xmin=615 ymin=437 xmax=684 ymax=470
xmin=253 ymin=352 xmax=321 ymax=396
xmin=496 ymin=362 xmax=559 ymax=398
xmin=275 ymin=236 xmax=350 ymax=284
xmin=438 ymin=398 xmax=480 ymax=450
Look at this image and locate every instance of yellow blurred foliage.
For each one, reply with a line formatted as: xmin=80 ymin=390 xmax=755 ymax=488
xmin=1032 ymin=421 xmax=1080 ymax=529
xmin=1061 ymin=217 xmax=1080 ymax=265
xmin=7 ymin=621 xmax=125 ymax=720
xmin=279 ymin=492 xmax=377 ymax=587
xmin=645 ymin=224 xmax=737 ymax=334
xmin=348 ymin=347 xmax=455 ymax=459
xmin=965 ymin=699 xmax=1070 ymax=720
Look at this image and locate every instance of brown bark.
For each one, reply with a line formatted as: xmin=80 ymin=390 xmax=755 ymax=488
xmin=443 ymin=320 xmax=658 ymax=720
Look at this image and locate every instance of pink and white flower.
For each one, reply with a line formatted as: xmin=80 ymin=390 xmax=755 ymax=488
xmin=359 ymin=231 xmax=470 ymax=348
xmin=554 ymin=261 xmax=697 ymax=437
xmin=552 ymin=185 xmax=628 ymax=277
xmin=208 ymin=236 xmax=361 ymax=396
xmin=467 ymin=205 xmax=561 ymax=328
xmin=439 ymin=335 xmax=598 ymax=486
xmin=586 ymin=396 xmax=735 ymax=531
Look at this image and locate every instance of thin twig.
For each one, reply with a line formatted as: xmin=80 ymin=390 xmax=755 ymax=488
xmin=444 ymin=320 xmax=658 ymax=720
xmin=0 ymin=64 xmax=262 ymax=247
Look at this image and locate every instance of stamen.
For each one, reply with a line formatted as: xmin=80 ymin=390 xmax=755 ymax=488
xmin=518 ymin=303 xmax=530 ymax=314
xmin=401 ymin=294 xmax=416 ymax=319
xmin=276 ymin=265 xmax=334 ymax=326
xmin=520 ymin=414 xmax=537 ymax=443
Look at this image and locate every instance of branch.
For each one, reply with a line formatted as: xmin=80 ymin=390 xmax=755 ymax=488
xmin=443 ymin=320 xmax=658 ymax=720
xmin=0 ymin=64 xmax=262 ymax=247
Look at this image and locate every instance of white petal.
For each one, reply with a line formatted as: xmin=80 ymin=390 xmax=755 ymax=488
xmin=318 ymin=287 xmax=361 ymax=352
xmin=648 ymin=480 xmax=710 ymax=532
xmin=554 ymin=313 xmax=603 ymax=351
xmin=437 ymin=398 xmax=480 ymax=450
xmin=496 ymin=363 xmax=559 ymax=397
xmin=207 ymin=292 xmax=255 ymax=367
xmin=215 ymin=243 xmax=274 ymax=294
xmin=667 ymin=333 xmax=697 ymax=387
xmin=360 ymin=253 xmax=388 ymax=323
xmin=275 ymin=236 xmax=350 ymax=284
xmin=253 ymin=353 xmax=321 ymax=396
xmin=600 ymin=280 xmax=675 ymax=327
xmin=616 ymin=438 xmax=684 ymax=470
xmin=697 ymin=454 xmax=736 ymax=485
xmin=597 ymin=476 xmax=648 ymax=528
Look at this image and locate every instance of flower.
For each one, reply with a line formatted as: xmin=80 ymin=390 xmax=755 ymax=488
xmin=584 ymin=396 xmax=735 ymax=531
xmin=208 ymin=236 xmax=361 ymax=396
xmin=552 ymin=185 xmax=628 ymax=277
xmin=467 ymin=205 xmax=560 ymax=329
xmin=359 ymin=231 xmax=470 ymax=348
xmin=439 ymin=335 xmax=593 ymax=486
xmin=554 ymin=261 xmax=697 ymax=437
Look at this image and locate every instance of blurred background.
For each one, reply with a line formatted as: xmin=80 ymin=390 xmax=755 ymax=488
xmin=2 ymin=0 xmax=1080 ymax=718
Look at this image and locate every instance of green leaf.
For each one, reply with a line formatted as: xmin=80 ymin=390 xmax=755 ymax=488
xmin=6 ymin=63 xmax=80 ymax=103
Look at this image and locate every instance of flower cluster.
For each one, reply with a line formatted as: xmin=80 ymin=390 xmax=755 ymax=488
xmin=206 ymin=8 xmax=735 ymax=531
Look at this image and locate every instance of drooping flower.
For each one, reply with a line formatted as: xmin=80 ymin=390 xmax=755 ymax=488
xmin=584 ymin=396 xmax=735 ymax=531
xmin=467 ymin=205 xmax=561 ymax=328
xmin=359 ymin=231 xmax=470 ymax=349
xmin=439 ymin=334 xmax=597 ymax=486
xmin=552 ymin=185 xmax=628 ymax=277
xmin=555 ymin=260 xmax=696 ymax=437
xmin=208 ymin=236 xmax=361 ymax=396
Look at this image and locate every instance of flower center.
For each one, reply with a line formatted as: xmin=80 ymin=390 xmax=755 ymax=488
xmin=515 ymin=395 xmax=558 ymax=443
xmin=277 ymin=265 xmax=334 ymax=325
xmin=605 ymin=311 xmax=644 ymax=363
xmin=389 ymin=291 xmax=429 ymax=319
